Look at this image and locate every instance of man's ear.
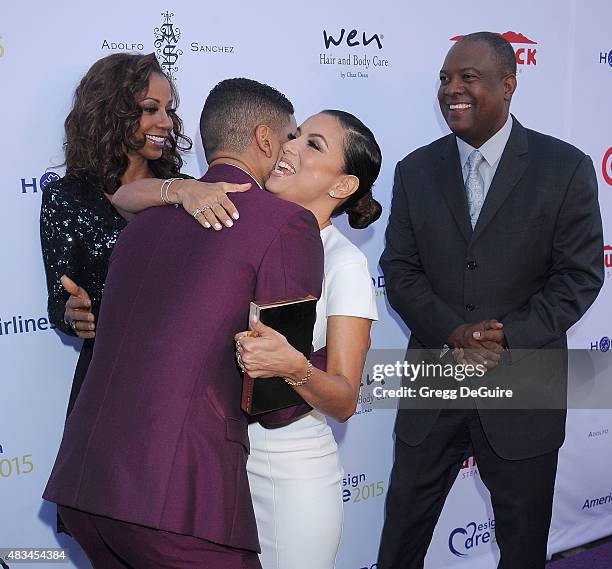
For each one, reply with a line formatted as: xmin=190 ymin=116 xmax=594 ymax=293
xmin=504 ymin=74 xmax=517 ymax=101
xmin=330 ymin=174 xmax=360 ymax=200
xmin=254 ymin=124 xmax=273 ymax=158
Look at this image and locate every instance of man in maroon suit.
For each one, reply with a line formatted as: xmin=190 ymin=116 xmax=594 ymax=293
xmin=43 ymin=79 xmax=324 ymax=568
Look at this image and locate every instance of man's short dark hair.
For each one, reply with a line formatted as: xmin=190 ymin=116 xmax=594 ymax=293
xmin=200 ymin=78 xmax=294 ymax=160
xmin=457 ymin=31 xmax=517 ymax=76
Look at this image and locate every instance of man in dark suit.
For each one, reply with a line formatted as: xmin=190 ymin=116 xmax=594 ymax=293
xmin=378 ymin=32 xmax=604 ymax=569
xmin=43 ymin=79 xmax=324 ymax=568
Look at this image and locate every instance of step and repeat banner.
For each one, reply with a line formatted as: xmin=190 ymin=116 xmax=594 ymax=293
xmin=1 ymin=1 xmax=611 ymax=568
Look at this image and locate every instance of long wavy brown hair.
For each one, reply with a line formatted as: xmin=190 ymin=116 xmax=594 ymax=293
xmin=63 ymin=52 xmax=192 ymax=194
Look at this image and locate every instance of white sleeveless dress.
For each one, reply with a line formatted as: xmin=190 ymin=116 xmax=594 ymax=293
xmin=247 ymin=225 xmax=378 ymax=569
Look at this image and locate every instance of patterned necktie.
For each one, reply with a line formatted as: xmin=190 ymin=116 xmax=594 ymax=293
xmin=465 ymin=149 xmax=485 ymax=229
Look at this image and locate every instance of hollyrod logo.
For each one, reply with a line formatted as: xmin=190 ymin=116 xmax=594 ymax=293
xmin=451 ymin=31 xmax=538 ymax=66
xmin=20 ymin=171 xmax=60 ymax=194
xmin=590 ymin=336 xmax=610 ymax=352
xmin=599 ymin=49 xmax=612 ymax=68
xmin=371 ymin=274 xmax=386 ymax=297
xmin=154 ymin=11 xmax=182 ymax=80
xmin=602 ymin=148 xmax=612 ymax=186
xmin=448 ymin=517 xmax=496 ymax=557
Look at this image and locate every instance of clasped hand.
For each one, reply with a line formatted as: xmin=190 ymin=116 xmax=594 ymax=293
xmin=448 ymin=319 xmax=505 ymax=371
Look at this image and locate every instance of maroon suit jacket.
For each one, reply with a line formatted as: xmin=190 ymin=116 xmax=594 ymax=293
xmin=43 ymin=164 xmax=324 ymax=552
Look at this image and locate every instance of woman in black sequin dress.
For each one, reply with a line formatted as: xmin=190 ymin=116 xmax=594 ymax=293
xmin=40 ymin=53 xmax=245 ymax=535
xmin=40 ymin=53 xmax=195 ymax=423
xmin=40 ymin=50 xmax=245 ymax=406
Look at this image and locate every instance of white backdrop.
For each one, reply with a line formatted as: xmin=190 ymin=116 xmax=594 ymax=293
xmin=1 ymin=2 xmax=611 ymax=568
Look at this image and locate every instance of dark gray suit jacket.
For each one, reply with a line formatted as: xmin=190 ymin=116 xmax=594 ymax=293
xmin=380 ymin=117 xmax=604 ymax=459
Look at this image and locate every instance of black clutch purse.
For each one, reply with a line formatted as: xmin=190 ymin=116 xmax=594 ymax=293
xmin=241 ymin=296 xmax=317 ymax=415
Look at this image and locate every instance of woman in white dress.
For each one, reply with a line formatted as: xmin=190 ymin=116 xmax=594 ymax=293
xmin=111 ymin=108 xmax=382 ymax=568
xmin=235 ymin=109 xmax=382 ymax=569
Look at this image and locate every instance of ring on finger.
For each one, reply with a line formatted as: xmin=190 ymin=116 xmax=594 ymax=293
xmin=192 ymin=205 xmax=211 ymax=219
xmin=236 ymin=351 xmax=245 ymax=372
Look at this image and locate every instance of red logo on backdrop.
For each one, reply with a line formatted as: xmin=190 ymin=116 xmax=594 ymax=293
xmin=602 ymin=148 xmax=612 ymax=186
xmin=461 ymin=455 xmax=477 ymax=470
xmin=450 ymin=31 xmax=538 ymax=66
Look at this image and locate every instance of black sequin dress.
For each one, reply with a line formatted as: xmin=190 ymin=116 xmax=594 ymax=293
xmin=40 ymin=173 xmax=127 ymax=414
xmin=41 ymin=171 xmax=194 ymax=412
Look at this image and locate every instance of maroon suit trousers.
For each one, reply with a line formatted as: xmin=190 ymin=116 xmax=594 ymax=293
xmin=59 ymin=506 xmax=262 ymax=569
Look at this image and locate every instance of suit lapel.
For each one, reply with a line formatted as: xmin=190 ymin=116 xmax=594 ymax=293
xmin=436 ymin=136 xmax=472 ymax=243
xmin=471 ymin=118 xmax=529 ymax=245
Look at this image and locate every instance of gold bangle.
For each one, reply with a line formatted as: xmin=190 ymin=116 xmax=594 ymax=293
xmin=283 ymin=360 xmax=313 ymax=387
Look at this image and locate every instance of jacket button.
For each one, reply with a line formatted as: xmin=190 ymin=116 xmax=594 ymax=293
xmin=466 ymin=261 xmax=477 ymax=270
xmin=465 ymin=303 xmax=475 ymax=312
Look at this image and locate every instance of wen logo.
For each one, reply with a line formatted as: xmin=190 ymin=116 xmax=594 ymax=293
xmin=323 ymin=28 xmax=383 ymax=50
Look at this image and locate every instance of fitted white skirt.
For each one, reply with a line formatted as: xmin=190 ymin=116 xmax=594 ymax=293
xmin=247 ymin=410 xmax=344 ymax=569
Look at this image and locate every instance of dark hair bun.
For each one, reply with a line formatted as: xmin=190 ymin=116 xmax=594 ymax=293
xmin=347 ymin=192 xmax=382 ymax=229
xmin=321 ymin=109 xmax=382 ymax=230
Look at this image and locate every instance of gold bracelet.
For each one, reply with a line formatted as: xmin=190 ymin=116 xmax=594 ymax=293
xmin=283 ymin=360 xmax=313 ymax=387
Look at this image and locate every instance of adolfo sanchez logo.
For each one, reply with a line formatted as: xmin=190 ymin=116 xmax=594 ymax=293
xmin=101 ymin=11 xmax=235 ymax=74
xmin=154 ymin=11 xmax=182 ymax=81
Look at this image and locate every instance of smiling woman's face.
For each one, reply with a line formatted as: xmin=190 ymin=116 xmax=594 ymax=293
xmin=265 ymin=112 xmax=346 ymax=209
xmin=131 ymin=72 xmax=174 ymax=161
